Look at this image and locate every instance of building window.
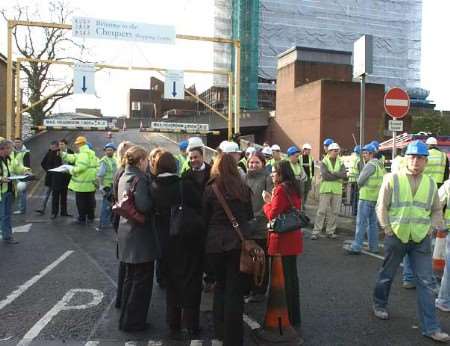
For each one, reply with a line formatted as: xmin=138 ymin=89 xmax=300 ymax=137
xmin=131 ymin=101 xmax=141 ymax=111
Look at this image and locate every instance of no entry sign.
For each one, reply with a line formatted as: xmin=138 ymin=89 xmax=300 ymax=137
xmin=384 ymin=87 xmax=410 ymax=119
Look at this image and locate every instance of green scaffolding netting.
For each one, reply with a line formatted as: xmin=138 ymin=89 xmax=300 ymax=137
xmin=232 ymin=0 xmax=259 ymax=110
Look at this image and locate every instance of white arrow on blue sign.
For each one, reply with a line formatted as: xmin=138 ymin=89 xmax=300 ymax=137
xmin=164 ymin=70 xmax=184 ymax=100
xmin=74 ymin=63 xmax=96 ymax=95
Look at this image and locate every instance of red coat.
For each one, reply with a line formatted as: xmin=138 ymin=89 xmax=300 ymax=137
xmin=263 ymin=184 xmax=303 ymax=256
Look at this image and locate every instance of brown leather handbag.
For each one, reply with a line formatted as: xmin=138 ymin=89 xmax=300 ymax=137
xmin=212 ymin=184 xmax=265 ymax=286
xmin=112 ymin=177 xmax=145 ymax=225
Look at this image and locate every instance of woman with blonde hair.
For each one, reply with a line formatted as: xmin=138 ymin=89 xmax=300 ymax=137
xmin=117 ymin=146 xmax=159 ymax=332
xmin=112 ymin=141 xmax=134 ymax=309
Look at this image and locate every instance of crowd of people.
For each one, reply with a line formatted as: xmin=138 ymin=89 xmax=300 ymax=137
xmin=7 ymin=131 xmax=450 ymax=344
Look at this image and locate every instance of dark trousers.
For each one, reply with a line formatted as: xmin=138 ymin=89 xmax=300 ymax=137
xmin=282 ymin=255 xmax=301 ymax=326
xmin=210 ymin=249 xmax=247 ymax=346
xmin=75 ymin=191 xmax=96 ymax=222
xmin=115 ymin=261 xmax=126 ymax=308
xmin=119 ymin=261 xmax=155 ymax=331
xmin=166 ymin=285 xmax=200 ymax=331
xmin=250 ymin=238 xmax=269 ymax=295
xmin=41 ymin=187 xmax=52 ymax=212
xmin=51 ymin=188 xmax=68 ymax=216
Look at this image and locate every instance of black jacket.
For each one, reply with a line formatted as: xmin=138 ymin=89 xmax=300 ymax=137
xmin=41 ymin=149 xmax=73 ymax=190
xmin=203 ymin=179 xmax=254 ymax=254
xmin=181 ymin=162 xmax=211 ymax=196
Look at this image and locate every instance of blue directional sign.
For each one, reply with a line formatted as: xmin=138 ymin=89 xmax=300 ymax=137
xmin=74 ymin=63 xmax=96 ymax=95
xmin=164 ymin=70 xmax=184 ymax=100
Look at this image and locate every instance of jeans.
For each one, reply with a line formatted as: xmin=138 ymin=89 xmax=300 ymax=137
xmin=99 ymin=195 xmax=112 ymax=228
xmin=40 ymin=187 xmax=52 ymax=212
xmin=16 ymin=189 xmax=26 ymax=213
xmin=0 ymin=192 xmax=13 ymax=240
xmin=351 ymin=183 xmax=359 ymax=217
xmin=403 ymin=255 xmax=415 ymax=283
xmin=437 ymin=234 xmax=450 ymax=308
xmin=351 ymin=200 xmax=379 ymax=252
xmin=373 ymin=234 xmax=440 ymax=336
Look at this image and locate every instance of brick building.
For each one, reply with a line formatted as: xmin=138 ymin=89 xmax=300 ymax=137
xmin=267 ymin=46 xmax=386 ymax=160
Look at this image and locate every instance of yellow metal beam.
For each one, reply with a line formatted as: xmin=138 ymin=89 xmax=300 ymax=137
xmin=6 ymin=21 xmax=13 ymax=139
xmin=15 ymin=59 xmax=21 ymax=138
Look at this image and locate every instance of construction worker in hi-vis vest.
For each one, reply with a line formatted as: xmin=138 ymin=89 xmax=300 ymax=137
xmin=96 ymin=143 xmax=117 ymax=231
xmin=372 ymin=140 xmax=450 ymax=342
xmin=344 ymin=143 xmax=385 ymax=254
xmin=424 ymin=137 xmax=448 ymax=188
xmin=312 ymin=142 xmax=347 ymax=240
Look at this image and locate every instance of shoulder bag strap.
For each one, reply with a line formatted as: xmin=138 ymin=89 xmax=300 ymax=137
xmin=212 ymin=183 xmax=245 ymax=243
xmin=129 ymin=176 xmax=140 ymax=193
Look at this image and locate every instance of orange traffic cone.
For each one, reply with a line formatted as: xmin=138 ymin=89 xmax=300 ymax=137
xmin=433 ymin=230 xmax=447 ymax=279
xmin=253 ymin=255 xmax=303 ymax=345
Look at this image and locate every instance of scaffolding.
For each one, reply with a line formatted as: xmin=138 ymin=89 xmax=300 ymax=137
xmin=232 ymin=0 xmax=259 ymax=110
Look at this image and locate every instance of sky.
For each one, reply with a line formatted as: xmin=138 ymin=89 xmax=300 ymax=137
xmin=0 ymin=0 xmax=448 ymax=117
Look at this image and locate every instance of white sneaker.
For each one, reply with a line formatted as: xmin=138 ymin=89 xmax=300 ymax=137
xmin=427 ymin=331 xmax=450 ymax=343
xmin=436 ymin=302 xmax=450 ymax=312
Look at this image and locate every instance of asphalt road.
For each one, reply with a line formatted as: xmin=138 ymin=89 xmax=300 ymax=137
xmin=1 ymin=129 xmax=449 ymax=345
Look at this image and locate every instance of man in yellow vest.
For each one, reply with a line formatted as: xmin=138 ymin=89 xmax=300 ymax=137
xmin=12 ymin=138 xmax=30 ymax=215
xmin=96 ymin=143 xmax=117 ymax=231
xmin=175 ymin=140 xmax=189 ymax=176
xmin=373 ymin=140 xmax=450 ymax=342
xmin=62 ymin=136 xmax=99 ymax=225
xmin=301 ymin=143 xmax=314 ymax=210
xmin=0 ymin=139 xmax=31 ymax=244
xmin=312 ymin=142 xmax=346 ymax=240
xmin=436 ymin=179 xmax=450 ymax=312
xmin=424 ymin=137 xmax=448 ymax=188
xmin=344 ymin=144 xmax=385 ymax=254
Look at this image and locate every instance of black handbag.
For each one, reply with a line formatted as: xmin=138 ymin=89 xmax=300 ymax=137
xmin=270 ymin=184 xmax=309 ymax=233
xmin=170 ymin=180 xmax=204 ymax=237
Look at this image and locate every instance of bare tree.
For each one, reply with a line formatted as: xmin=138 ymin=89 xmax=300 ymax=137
xmin=1 ymin=0 xmax=86 ymax=125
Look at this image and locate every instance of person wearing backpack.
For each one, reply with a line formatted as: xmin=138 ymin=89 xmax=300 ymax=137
xmin=116 ymin=146 xmax=159 ymax=332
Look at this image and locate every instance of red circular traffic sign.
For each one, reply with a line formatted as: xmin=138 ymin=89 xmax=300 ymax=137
xmin=384 ymin=87 xmax=410 ymax=119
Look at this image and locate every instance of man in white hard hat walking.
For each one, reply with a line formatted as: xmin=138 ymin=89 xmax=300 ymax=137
xmin=424 ymin=137 xmax=448 ymax=188
xmin=312 ymin=142 xmax=346 ymax=239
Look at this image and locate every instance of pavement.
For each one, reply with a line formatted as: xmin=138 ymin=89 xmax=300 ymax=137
xmin=0 ymin=129 xmax=449 ymax=345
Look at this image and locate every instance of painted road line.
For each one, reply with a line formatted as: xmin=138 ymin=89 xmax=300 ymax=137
xmin=147 ymin=341 xmax=163 ymax=346
xmin=125 ymin=342 xmax=138 ymax=346
xmin=18 ymin=288 xmax=103 ymax=346
xmin=211 ymin=340 xmax=223 ymax=346
xmin=243 ymin=313 xmax=261 ymax=330
xmin=84 ymin=342 xmax=99 ymax=346
xmin=0 ymin=250 xmax=74 ymax=311
xmin=13 ymin=223 xmax=32 ymax=233
xmin=190 ymin=340 xmax=203 ymax=346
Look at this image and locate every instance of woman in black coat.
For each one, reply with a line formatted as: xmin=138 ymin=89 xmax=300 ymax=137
xmin=151 ymin=151 xmax=205 ymax=339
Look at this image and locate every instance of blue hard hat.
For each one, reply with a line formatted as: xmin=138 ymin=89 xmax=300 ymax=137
xmin=179 ymin=140 xmax=188 ymax=151
xmin=104 ymin=143 xmax=116 ymax=150
xmin=405 ymin=140 xmax=429 ymax=156
xmin=87 ymin=142 xmax=93 ymax=150
xmin=362 ymin=144 xmax=376 ymax=153
xmin=323 ymin=138 xmax=334 ymax=146
xmin=353 ymin=145 xmax=361 ymax=154
xmin=287 ymin=146 xmax=300 ymax=156
xmin=370 ymin=140 xmax=380 ymax=149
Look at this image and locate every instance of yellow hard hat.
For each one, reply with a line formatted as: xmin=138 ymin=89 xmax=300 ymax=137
xmin=74 ymin=136 xmax=87 ymax=145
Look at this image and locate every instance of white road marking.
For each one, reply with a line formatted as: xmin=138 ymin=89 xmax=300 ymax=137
xmin=385 ymin=99 xmax=409 ymax=107
xmin=0 ymin=250 xmax=74 ymax=311
xmin=84 ymin=342 xmax=99 ymax=346
xmin=190 ymin=340 xmax=203 ymax=346
xmin=13 ymin=223 xmax=32 ymax=233
xmin=17 ymin=288 xmax=104 ymax=346
xmin=243 ymin=313 xmax=261 ymax=330
xmin=211 ymin=340 xmax=223 ymax=346
xmin=125 ymin=342 xmax=138 ymax=346
xmin=147 ymin=341 xmax=163 ymax=346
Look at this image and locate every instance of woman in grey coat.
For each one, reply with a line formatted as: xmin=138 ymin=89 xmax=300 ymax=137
xmin=245 ymin=151 xmax=273 ymax=302
xmin=117 ymin=146 xmax=160 ymax=332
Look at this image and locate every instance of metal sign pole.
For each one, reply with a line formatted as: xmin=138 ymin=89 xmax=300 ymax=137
xmin=392 ymin=131 xmax=396 ymax=160
xmin=359 ymin=73 xmax=366 ymax=162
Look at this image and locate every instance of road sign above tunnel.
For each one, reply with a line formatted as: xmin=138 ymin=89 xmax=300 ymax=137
xmin=384 ymin=87 xmax=410 ymax=119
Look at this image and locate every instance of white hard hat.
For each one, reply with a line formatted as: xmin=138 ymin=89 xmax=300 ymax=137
xmin=221 ymin=141 xmax=241 ymax=153
xmin=262 ymin=147 xmax=273 ymax=156
xmin=328 ymin=143 xmax=340 ymax=151
xmin=245 ymin=147 xmax=256 ymax=155
xmin=187 ymin=137 xmax=204 ymax=151
xmin=302 ymin=143 xmax=312 ymax=150
xmin=426 ymin=137 xmax=438 ymax=145
xmin=16 ymin=181 xmax=27 ymax=192
xmin=270 ymin=144 xmax=281 ymax=151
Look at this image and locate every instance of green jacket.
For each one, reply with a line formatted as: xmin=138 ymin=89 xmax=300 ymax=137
xmin=66 ymin=145 xmax=99 ymax=192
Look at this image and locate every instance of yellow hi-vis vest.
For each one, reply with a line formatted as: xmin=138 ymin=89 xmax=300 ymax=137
xmin=424 ymin=148 xmax=446 ymax=184
xmin=319 ymin=156 xmax=343 ymax=195
xmin=68 ymin=145 xmax=99 ymax=192
xmin=359 ymin=160 xmax=385 ymax=202
xmin=388 ymin=173 xmax=436 ymax=243
xmin=348 ymin=154 xmax=360 ymax=183
xmin=289 ymin=160 xmax=304 ymax=178
xmin=99 ymin=156 xmax=117 ymax=188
